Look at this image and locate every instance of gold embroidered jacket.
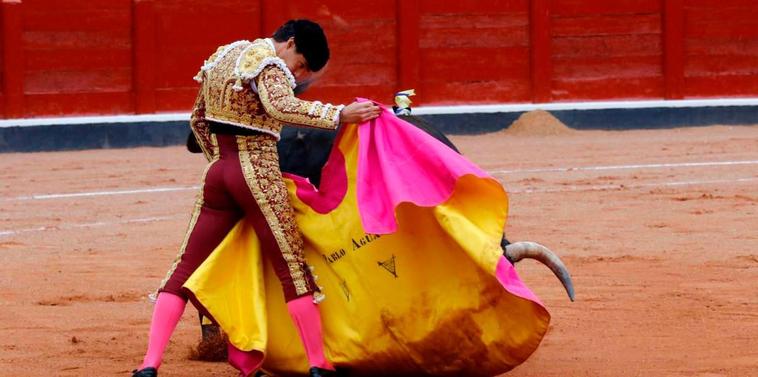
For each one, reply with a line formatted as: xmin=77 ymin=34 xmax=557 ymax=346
xmin=190 ymin=39 xmax=343 ymax=161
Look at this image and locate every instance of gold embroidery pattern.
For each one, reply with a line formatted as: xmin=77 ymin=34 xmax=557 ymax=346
xmin=236 ymin=135 xmax=314 ymax=296
xmin=257 ymin=66 xmax=343 ymax=130
xmin=210 ymin=133 xmax=219 ymax=158
xmin=194 ymin=42 xmax=236 ymax=82
xmin=237 ymin=40 xmax=297 ymax=89
xmin=190 ymin=90 xmax=214 ymax=162
xmin=202 ymin=41 xmax=284 ymax=136
xmin=154 ymin=153 xmax=220 ymax=296
xmin=198 ymin=38 xmax=342 ymax=138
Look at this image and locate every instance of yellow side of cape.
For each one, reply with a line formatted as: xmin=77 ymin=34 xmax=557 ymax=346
xmin=184 ymin=126 xmax=549 ymax=376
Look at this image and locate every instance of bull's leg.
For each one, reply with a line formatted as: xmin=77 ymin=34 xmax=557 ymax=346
xmin=192 ymin=313 xmax=227 ymax=361
xmin=199 ymin=313 xmax=220 ymax=339
xmin=194 ymin=315 xmax=273 ymax=375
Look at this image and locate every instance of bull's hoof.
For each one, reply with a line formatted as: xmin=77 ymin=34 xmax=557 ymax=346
xmin=131 ymin=367 xmax=157 ymax=377
xmin=309 ymin=367 xmax=338 ymax=377
xmin=188 ymin=324 xmax=227 ymax=362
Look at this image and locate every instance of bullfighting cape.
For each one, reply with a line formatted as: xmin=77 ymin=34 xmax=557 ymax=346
xmin=184 ymin=103 xmax=550 ymax=376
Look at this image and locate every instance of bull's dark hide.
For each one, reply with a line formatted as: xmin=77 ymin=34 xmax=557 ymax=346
xmin=187 ymin=115 xmax=460 ymax=188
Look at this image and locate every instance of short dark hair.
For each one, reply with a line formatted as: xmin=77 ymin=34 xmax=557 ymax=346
xmin=272 ymin=19 xmax=330 ymax=72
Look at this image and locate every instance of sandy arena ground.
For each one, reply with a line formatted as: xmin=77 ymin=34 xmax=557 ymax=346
xmin=0 ymin=124 xmax=756 ymax=376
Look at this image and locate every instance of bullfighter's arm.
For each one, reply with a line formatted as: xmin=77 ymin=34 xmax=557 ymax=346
xmin=189 ymin=89 xmax=214 ymax=162
xmin=257 ymin=65 xmax=344 ymax=130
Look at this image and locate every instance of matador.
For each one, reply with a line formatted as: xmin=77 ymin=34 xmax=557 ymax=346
xmin=132 ymin=19 xmax=380 ymax=377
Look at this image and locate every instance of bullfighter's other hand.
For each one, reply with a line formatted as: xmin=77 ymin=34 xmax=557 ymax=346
xmin=340 ymin=101 xmax=381 ymax=125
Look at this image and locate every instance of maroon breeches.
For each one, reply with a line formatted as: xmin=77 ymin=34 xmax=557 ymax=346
xmin=159 ymin=133 xmax=318 ymax=302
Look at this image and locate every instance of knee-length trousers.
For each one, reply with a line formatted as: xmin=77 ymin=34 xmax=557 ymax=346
xmin=158 ymin=133 xmax=318 ymax=302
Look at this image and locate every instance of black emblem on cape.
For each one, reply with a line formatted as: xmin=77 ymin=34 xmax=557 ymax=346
xmin=378 ymin=255 xmax=398 ymax=278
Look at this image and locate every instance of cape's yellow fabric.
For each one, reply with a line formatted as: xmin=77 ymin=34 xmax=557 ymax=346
xmin=184 ymin=126 xmax=549 ymax=376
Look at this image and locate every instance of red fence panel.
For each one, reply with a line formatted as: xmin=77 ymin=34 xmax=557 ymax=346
xmin=0 ymin=2 xmax=6 ymax=118
xmin=550 ymin=0 xmax=664 ymax=100
xmin=397 ymin=0 xmax=420 ymax=97
xmin=2 ymin=0 xmax=24 ymax=118
xmin=150 ymin=0 xmax=261 ymax=112
xmin=683 ymin=0 xmax=758 ymax=97
xmin=1 ymin=0 xmax=758 ymax=119
xmin=530 ymin=0 xmax=551 ymax=102
xmin=663 ymin=0 xmax=685 ymax=99
xmin=21 ymin=0 xmax=133 ymax=116
xmin=133 ymin=0 xmax=156 ymax=113
xmin=418 ymin=0 xmax=532 ymax=104
xmin=287 ymin=0 xmax=399 ymax=105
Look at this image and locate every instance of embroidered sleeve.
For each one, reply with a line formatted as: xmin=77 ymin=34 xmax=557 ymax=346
xmin=257 ymin=66 xmax=343 ymax=130
xmin=189 ymin=89 xmax=214 ymax=162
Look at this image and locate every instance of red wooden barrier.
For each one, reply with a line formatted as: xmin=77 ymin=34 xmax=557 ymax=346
xmin=397 ymin=0 xmax=420 ymax=95
xmin=22 ymin=0 xmax=133 ymax=116
xmin=550 ymin=0 xmax=664 ymax=100
xmin=683 ymin=0 xmax=758 ymax=97
xmin=260 ymin=0 xmax=289 ymax=37
xmin=150 ymin=1 xmax=260 ymax=110
xmin=133 ymin=0 xmax=156 ymax=113
xmin=0 ymin=2 xmax=6 ymax=118
xmin=418 ymin=0 xmax=532 ymax=104
xmin=530 ymin=0 xmax=551 ymax=102
xmin=0 ymin=1 xmax=4 ymax=118
xmin=1 ymin=0 xmax=757 ymax=119
xmin=288 ymin=0 xmax=399 ymax=105
xmin=663 ymin=0 xmax=684 ymax=99
xmin=2 ymin=0 xmax=24 ymax=118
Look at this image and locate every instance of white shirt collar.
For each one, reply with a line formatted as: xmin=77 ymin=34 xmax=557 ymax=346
xmin=265 ymin=38 xmax=275 ymax=51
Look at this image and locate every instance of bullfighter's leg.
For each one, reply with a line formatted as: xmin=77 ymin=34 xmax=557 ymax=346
xmin=137 ymin=151 xmax=243 ymax=373
xmin=229 ymin=134 xmax=334 ymax=372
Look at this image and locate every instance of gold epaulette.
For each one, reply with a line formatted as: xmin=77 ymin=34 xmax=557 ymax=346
xmin=235 ymin=39 xmax=297 ymax=90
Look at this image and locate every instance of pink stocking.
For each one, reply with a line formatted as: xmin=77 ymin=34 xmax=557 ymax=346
xmin=286 ymin=295 xmax=335 ymax=371
xmin=140 ymin=292 xmax=187 ymax=369
xmin=227 ymin=343 xmax=264 ymax=377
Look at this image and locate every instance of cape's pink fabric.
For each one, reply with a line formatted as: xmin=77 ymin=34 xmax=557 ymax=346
xmin=355 ymin=102 xmax=491 ymax=234
xmin=495 ymin=256 xmax=545 ymax=307
xmin=284 ymin=141 xmax=347 ymax=215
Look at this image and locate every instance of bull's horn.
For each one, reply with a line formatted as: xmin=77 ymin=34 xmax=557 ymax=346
xmin=504 ymin=241 xmax=575 ymax=302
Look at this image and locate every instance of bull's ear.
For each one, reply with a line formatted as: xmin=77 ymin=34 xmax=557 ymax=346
xmin=186 ymin=131 xmax=203 ymax=153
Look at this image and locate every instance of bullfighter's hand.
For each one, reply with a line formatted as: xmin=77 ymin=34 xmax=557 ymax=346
xmin=340 ymin=101 xmax=381 ymax=124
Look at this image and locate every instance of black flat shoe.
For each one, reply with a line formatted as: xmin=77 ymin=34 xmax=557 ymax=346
xmin=132 ymin=367 xmax=157 ymax=377
xmin=309 ymin=367 xmax=337 ymax=377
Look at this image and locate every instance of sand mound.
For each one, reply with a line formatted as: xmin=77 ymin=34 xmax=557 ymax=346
xmin=503 ymin=110 xmax=574 ymax=136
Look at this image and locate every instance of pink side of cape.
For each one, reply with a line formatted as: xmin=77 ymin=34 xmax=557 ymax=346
xmin=495 ymin=256 xmax=545 ymax=307
xmin=355 ymin=103 xmax=490 ymax=234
